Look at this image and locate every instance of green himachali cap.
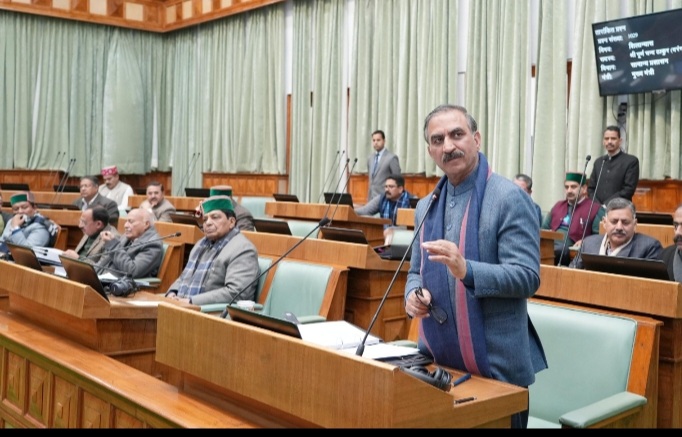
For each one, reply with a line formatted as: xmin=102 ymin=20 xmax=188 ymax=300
xmin=10 ymin=192 xmax=30 ymax=205
xmin=565 ymin=172 xmax=587 ymax=185
xmin=202 ymin=196 xmax=234 ymax=214
xmin=209 ymin=185 xmax=233 ymax=197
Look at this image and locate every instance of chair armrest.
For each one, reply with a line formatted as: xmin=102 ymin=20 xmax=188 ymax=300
xmin=199 ymin=303 xmax=228 ymax=314
xmin=559 ymin=391 xmax=647 ymax=428
xmin=297 ymin=315 xmax=327 ymax=324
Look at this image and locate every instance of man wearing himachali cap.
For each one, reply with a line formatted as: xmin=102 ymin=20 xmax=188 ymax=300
xmin=0 ymin=192 xmax=52 ymax=254
xmin=193 ymin=185 xmax=255 ymax=232
xmin=99 ymin=165 xmax=134 ymax=209
xmin=166 ymin=196 xmax=259 ymax=305
xmin=541 ymin=172 xmax=606 ymax=266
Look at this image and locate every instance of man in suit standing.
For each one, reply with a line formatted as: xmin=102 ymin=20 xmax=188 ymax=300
xmin=72 ymin=176 xmax=120 ymax=225
xmin=570 ymin=197 xmax=662 ymax=269
xmin=403 ymin=104 xmax=547 ymax=429
xmin=587 ymin=125 xmax=639 ymax=205
xmin=61 ymin=206 xmax=119 ymax=263
xmin=367 ymin=130 xmax=401 ymax=201
xmin=658 ymin=203 xmax=682 ymax=282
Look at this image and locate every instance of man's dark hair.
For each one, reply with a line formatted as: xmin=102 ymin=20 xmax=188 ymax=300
xmin=604 ymin=125 xmax=621 ymax=138
xmin=81 ymin=175 xmax=100 ymax=187
xmin=386 ymin=174 xmax=405 ymax=188
xmin=89 ymin=205 xmax=110 ymax=225
xmin=515 ymin=173 xmax=533 ymax=190
xmin=372 ymin=130 xmax=385 ymax=139
xmin=147 ymin=181 xmax=164 ymax=191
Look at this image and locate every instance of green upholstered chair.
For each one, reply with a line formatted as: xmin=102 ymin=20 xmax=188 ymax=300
xmin=199 ymin=256 xmax=273 ymax=314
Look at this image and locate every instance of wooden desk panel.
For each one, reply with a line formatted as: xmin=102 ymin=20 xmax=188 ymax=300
xmin=536 ymin=265 xmax=682 ymax=428
xmin=0 ymin=261 xmax=197 ymax=383
xmin=129 ymin=194 xmax=204 ymax=212
xmin=156 ymin=304 xmax=528 ymax=428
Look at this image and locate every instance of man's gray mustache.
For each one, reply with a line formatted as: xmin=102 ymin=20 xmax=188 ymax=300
xmin=442 ymin=151 xmax=465 ymax=163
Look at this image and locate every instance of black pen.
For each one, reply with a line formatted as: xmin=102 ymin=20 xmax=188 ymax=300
xmin=452 ymin=373 xmax=471 ymax=387
xmin=454 ymin=396 xmax=476 ymax=405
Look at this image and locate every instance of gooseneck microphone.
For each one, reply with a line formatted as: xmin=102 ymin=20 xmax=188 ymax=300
xmin=574 ymin=156 xmax=607 ymax=267
xmin=355 ymin=187 xmax=441 ymax=357
xmin=317 ymin=150 xmax=345 ymax=203
xmin=320 ymin=158 xmax=350 ymax=219
xmin=219 ymin=217 xmax=331 ymax=319
xmin=329 ymin=158 xmax=358 ymax=225
xmin=557 ymin=155 xmax=591 ymax=266
xmin=52 ymin=158 xmax=77 ymax=204
xmin=176 ymin=152 xmax=201 ymax=196
xmin=47 ymin=151 xmax=65 ymax=188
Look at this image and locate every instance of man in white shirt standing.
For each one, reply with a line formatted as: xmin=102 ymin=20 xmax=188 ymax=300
xmin=99 ymin=165 xmax=134 ymax=209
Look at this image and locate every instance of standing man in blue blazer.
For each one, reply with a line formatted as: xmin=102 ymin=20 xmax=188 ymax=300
xmin=367 ymin=130 xmax=401 ymax=201
xmin=404 ymin=104 xmax=547 ymax=429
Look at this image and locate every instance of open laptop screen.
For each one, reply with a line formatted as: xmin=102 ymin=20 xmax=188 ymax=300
xmin=226 ymin=305 xmax=302 ymax=339
xmin=273 ymin=193 xmax=300 ymax=203
xmin=580 ymin=253 xmax=671 ymax=281
xmin=253 ymin=218 xmax=292 ymax=235
xmin=58 ymin=255 xmax=110 ymax=301
xmin=323 ymin=192 xmax=353 ymax=206
xmin=6 ymin=243 xmax=44 ymax=271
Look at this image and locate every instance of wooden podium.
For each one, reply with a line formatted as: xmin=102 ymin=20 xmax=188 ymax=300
xmin=536 ymin=265 xmax=682 ymax=428
xmin=0 ymin=261 xmax=197 ymax=383
xmin=155 ymin=303 xmax=528 ymax=428
xmin=242 ymin=231 xmax=411 ymax=341
xmin=264 ymin=202 xmax=390 ymax=246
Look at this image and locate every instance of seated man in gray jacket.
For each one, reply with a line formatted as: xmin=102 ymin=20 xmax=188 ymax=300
xmin=166 ymin=196 xmax=259 ymax=306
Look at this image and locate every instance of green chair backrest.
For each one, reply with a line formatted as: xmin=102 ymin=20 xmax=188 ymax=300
xmin=261 ymin=260 xmax=333 ymax=320
xmin=256 ymin=256 xmax=273 ymax=301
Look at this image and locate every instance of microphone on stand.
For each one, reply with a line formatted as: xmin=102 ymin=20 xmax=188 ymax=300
xmin=557 ymin=155 xmax=591 ymax=266
xmin=47 ymin=151 xmax=65 ymax=188
xmin=176 ymin=152 xmax=200 ymax=196
xmin=219 ymin=217 xmax=331 ymax=319
xmin=573 ymin=157 xmax=607 ymax=267
xmin=52 ymin=158 xmax=77 ymax=204
xmin=355 ymin=187 xmax=441 ymax=357
xmin=320 ymin=158 xmax=350 ymax=219
xmin=317 ymin=150 xmax=344 ymax=203
xmin=329 ymin=158 xmax=358 ymax=225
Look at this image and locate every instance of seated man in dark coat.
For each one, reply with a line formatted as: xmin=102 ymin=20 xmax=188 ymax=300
xmin=570 ymin=197 xmax=662 ymax=269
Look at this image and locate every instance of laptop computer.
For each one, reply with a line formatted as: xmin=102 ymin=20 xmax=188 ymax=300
xmin=253 ymin=218 xmax=292 ymax=235
xmin=169 ymin=212 xmax=202 ymax=228
xmin=636 ymin=212 xmax=674 ymax=226
xmin=319 ymin=226 xmax=408 ymax=260
xmin=273 ymin=193 xmax=300 ymax=203
xmin=185 ymin=188 xmax=210 ymax=198
xmin=6 ymin=243 xmax=44 ymax=271
xmin=58 ymin=255 xmax=110 ymax=301
xmin=52 ymin=184 xmax=80 ymax=193
xmin=580 ymin=253 xmax=671 ymax=281
xmin=226 ymin=305 xmax=302 ymax=338
xmin=1 ymin=183 xmax=30 ymax=191
xmin=323 ymin=192 xmax=354 ymax=206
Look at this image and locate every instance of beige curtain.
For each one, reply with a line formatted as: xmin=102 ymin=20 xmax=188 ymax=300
xmin=465 ymin=0 xmax=530 ymax=179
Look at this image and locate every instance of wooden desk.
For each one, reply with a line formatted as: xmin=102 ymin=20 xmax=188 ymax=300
xmin=242 ymin=231 xmax=411 ymax=341
xmin=156 ymin=304 xmax=528 ymax=428
xmin=396 ymin=208 xmax=414 ymax=228
xmin=0 ymin=261 xmax=197 ymax=383
xmin=536 ymin=265 xmax=682 ymax=428
xmin=264 ymin=202 xmax=390 ymax=246
xmin=0 ymin=189 xmax=80 ymax=205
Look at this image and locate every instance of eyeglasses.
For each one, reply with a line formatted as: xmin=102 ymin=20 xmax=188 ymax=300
xmin=415 ymin=287 xmax=448 ymax=325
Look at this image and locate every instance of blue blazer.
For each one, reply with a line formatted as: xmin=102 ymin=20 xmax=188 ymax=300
xmin=405 ymin=173 xmax=548 ymax=388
